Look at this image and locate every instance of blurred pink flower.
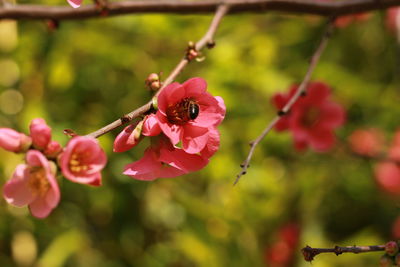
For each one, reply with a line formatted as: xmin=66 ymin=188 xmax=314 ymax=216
xmin=272 ymin=82 xmax=346 ymax=152
xmin=392 ymin=216 xmax=400 ymax=239
xmin=0 ymin=128 xmax=31 ymax=153
xmin=148 ymin=77 xmax=225 ymax=154
xmin=67 ymin=0 xmax=82 ymax=8
xmin=374 ymin=162 xmax=400 ymax=195
xmin=113 ymin=122 xmax=144 ymax=153
xmin=386 ymin=7 xmax=400 ymax=33
xmin=123 ymin=134 xmax=216 ymax=181
xmin=3 ymin=150 xmax=60 ymax=218
xmin=334 ymin=13 xmax=371 ymax=28
xmin=60 ymin=136 xmax=107 ymax=186
xmin=264 ymin=223 xmax=301 ymax=267
xmin=29 ymin=118 xmax=52 ymax=150
xmin=348 ymin=128 xmax=384 ymax=157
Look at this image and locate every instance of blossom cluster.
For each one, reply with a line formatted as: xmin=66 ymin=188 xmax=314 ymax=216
xmin=0 ymin=119 xmax=106 ymax=218
xmin=113 ymin=77 xmax=226 ymax=181
xmin=272 ymin=82 xmax=346 ymax=152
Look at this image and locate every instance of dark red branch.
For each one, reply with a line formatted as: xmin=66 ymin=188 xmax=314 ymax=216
xmin=1 ymin=0 xmax=400 ymax=20
xmin=302 ymin=244 xmax=386 ymax=262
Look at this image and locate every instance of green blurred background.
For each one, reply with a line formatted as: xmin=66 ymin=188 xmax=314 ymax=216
xmin=0 ymin=2 xmax=400 ymax=266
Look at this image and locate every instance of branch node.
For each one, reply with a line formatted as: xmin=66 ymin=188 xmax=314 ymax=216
xmin=207 ymin=41 xmax=216 ymax=49
xmin=277 ymin=110 xmax=287 ymax=116
xmin=185 ymin=41 xmax=201 ymax=61
xmin=120 ymin=115 xmax=131 ymax=124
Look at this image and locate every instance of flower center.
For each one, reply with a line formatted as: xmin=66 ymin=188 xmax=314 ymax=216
xmin=69 ymin=152 xmax=89 ymax=174
xmin=302 ymin=107 xmax=321 ymax=127
xmin=166 ymin=97 xmax=199 ymax=125
xmin=28 ymin=166 xmax=50 ymax=197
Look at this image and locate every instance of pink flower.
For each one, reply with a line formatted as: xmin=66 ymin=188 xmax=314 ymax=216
xmin=374 ymin=162 xmax=400 ymax=195
xmin=348 ymin=128 xmax=384 ymax=157
xmin=29 ymin=118 xmax=52 ymax=150
xmin=60 ymin=136 xmax=107 ymax=186
xmin=113 ymin=122 xmax=144 ymax=153
xmin=264 ymin=223 xmax=301 ymax=267
xmin=334 ymin=13 xmax=371 ymax=28
xmin=123 ymin=134 xmax=217 ymax=181
xmin=392 ymin=216 xmax=400 ymax=239
xmin=0 ymin=128 xmax=31 ymax=153
xmin=3 ymin=150 xmax=60 ymax=218
xmin=67 ymin=0 xmax=82 ymax=8
xmin=373 ymin=130 xmax=400 ymax=195
xmin=386 ymin=7 xmax=400 ymax=33
xmin=148 ymin=77 xmax=225 ymax=154
xmin=272 ymin=82 xmax=346 ymax=152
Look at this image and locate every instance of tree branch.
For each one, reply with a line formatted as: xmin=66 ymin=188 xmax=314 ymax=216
xmin=1 ymin=0 xmax=400 ymax=20
xmin=86 ymin=3 xmax=230 ymax=138
xmin=302 ymin=244 xmax=386 ymax=262
xmin=234 ymin=19 xmax=334 ymax=185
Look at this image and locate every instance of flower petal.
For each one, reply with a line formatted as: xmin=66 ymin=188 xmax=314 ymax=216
xmin=142 ymin=114 xmax=162 ymax=136
xmin=157 ymin=82 xmax=184 ymax=115
xmin=190 ymin=94 xmax=226 ymax=128
xmin=123 ymin=148 xmax=163 ymax=181
xmin=3 ymin=164 xmax=34 ymax=207
xmin=67 ymin=0 xmax=82 ymax=8
xmin=157 ymin=113 xmax=183 ymax=145
xmin=182 ymin=125 xmax=209 ymax=154
xmin=183 ymin=77 xmax=208 ymax=98
xmin=159 ymin=143 xmax=209 ymax=172
xmin=29 ymin=197 xmax=53 ymax=218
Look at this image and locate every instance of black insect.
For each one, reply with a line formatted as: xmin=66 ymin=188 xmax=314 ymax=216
xmin=188 ymin=101 xmax=200 ymax=120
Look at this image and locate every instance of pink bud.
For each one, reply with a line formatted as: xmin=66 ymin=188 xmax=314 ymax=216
xmin=386 ymin=241 xmax=399 ymax=256
xmin=0 ymin=128 xmax=32 ymax=153
xmin=113 ymin=122 xmax=143 ymax=153
xmin=29 ymin=118 xmax=52 ymax=150
xmin=44 ymin=140 xmax=62 ymax=158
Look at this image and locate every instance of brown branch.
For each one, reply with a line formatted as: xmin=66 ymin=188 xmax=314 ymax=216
xmin=234 ymin=19 xmax=334 ymax=185
xmin=86 ymin=4 xmax=230 ymax=138
xmin=1 ymin=0 xmax=400 ymax=20
xmin=302 ymin=244 xmax=386 ymax=262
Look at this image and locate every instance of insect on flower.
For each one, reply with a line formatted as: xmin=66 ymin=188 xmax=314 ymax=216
xmin=166 ymin=97 xmax=200 ymax=125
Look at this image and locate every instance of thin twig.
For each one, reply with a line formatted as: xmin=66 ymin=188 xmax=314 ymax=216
xmin=86 ymin=4 xmax=230 ymax=138
xmin=301 ymin=244 xmax=386 ymax=262
xmin=234 ymin=19 xmax=335 ymax=185
xmin=1 ymin=0 xmax=400 ymax=20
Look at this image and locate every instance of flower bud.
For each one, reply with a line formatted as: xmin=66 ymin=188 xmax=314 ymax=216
xmin=29 ymin=118 xmax=52 ymax=150
xmin=145 ymin=73 xmax=161 ymax=91
xmin=44 ymin=140 xmax=62 ymax=158
xmin=0 ymin=128 xmax=32 ymax=153
xmin=386 ymin=241 xmax=399 ymax=256
xmin=19 ymin=134 xmax=32 ymax=152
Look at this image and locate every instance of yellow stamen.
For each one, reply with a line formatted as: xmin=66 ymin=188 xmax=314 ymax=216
xmin=28 ymin=167 xmax=50 ymax=197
